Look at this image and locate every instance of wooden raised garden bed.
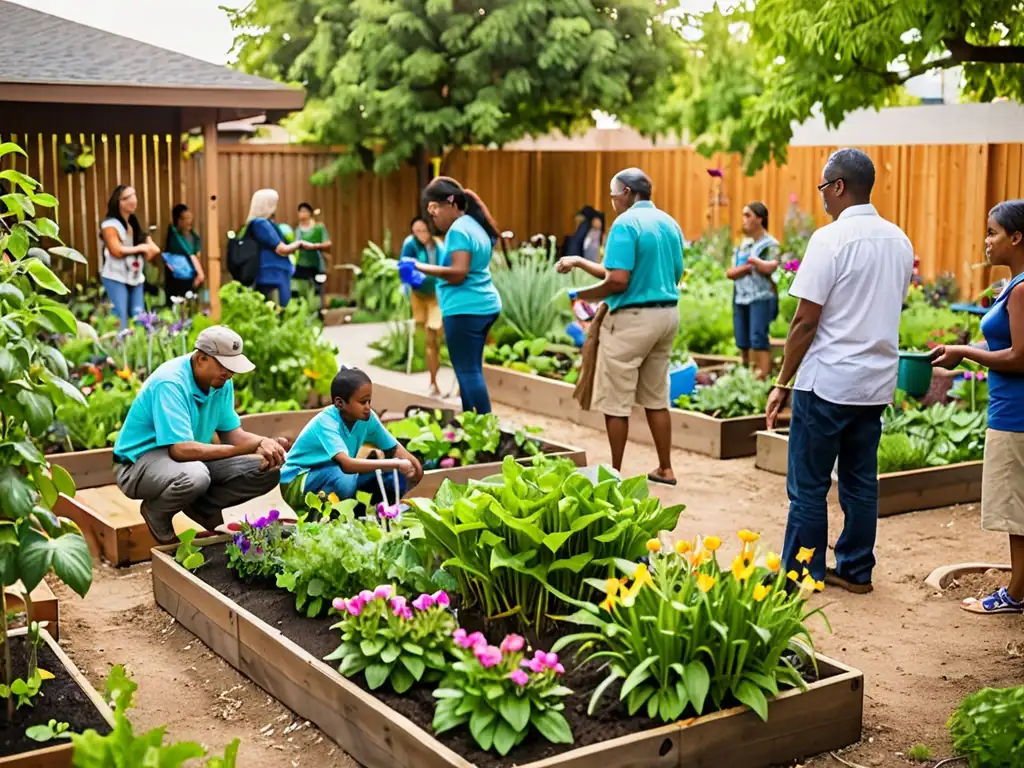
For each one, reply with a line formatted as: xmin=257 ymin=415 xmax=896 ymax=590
xmin=5 ymin=581 xmax=60 ymax=641
xmin=152 ymin=537 xmax=864 ymax=768
xmin=322 ymin=306 xmax=358 ymax=326
xmin=483 ymin=365 xmax=780 ymax=459
xmin=0 ymin=627 xmax=114 ymax=767
xmin=53 ymin=383 xmax=586 ymax=566
xmin=755 ymin=429 xmax=983 ymax=516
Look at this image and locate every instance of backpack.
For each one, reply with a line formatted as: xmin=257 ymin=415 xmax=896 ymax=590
xmin=226 ymin=224 xmax=261 ymax=286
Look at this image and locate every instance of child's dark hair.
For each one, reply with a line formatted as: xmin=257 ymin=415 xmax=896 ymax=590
xmin=298 ymin=201 xmax=314 ymax=214
xmin=421 ymin=176 xmax=499 ymax=241
xmin=331 ymin=367 xmax=371 ymax=401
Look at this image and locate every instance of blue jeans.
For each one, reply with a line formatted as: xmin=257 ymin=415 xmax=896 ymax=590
xmin=102 ymin=278 xmax=146 ymax=330
xmin=303 ymin=464 xmax=409 ymax=505
xmin=733 ymin=297 xmax=776 ymax=351
xmin=443 ymin=312 xmax=499 ymax=414
xmin=782 ymin=389 xmax=885 ymax=585
xmin=257 ymin=274 xmax=292 ymax=307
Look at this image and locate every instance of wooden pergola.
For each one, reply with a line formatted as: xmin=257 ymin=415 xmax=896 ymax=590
xmin=0 ymin=0 xmax=305 ymax=318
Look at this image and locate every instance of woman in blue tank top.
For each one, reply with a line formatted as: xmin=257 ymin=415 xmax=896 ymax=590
xmin=933 ymin=200 xmax=1024 ymax=614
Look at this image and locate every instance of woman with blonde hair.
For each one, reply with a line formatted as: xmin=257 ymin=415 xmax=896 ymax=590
xmin=245 ymin=188 xmax=309 ymax=307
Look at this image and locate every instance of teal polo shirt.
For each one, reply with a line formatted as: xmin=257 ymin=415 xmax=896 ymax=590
xmin=436 ymin=215 xmax=502 ymax=317
xmin=602 ymin=201 xmax=685 ymax=312
xmin=113 ymin=354 xmax=241 ymax=463
xmin=280 ymin=407 xmax=398 ymax=484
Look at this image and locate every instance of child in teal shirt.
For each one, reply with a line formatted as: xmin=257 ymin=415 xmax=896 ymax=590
xmin=281 ymin=368 xmax=423 ymax=507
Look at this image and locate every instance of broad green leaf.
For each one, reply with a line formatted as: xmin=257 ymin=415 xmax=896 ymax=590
xmin=182 ymin=552 xmax=205 ymax=570
xmin=0 ymin=467 xmax=34 ymax=519
xmin=26 ymin=259 xmax=68 ymax=295
xmin=364 ymin=663 xmax=391 ymax=690
xmin=0 ymin=283 xmax=24 ymax=307
xmin=531 ymin=708 xmax=573 ymax=744
xmin=38 ymin=345 xmax=70 ymax=380
xmin=548 ymin=551 xmax=594 ymax=574
xmin=35 ymin=473 xmax=58 ymax=508
xmin=400 ymin=654 xmax=426 ymax=680
xmin=432 ymin=688 xmax=465 ymax=699
xmin=498 ymin=694 xmax=530 ymax=732
xmin=39 ymin=305 xmax=77 ymax=335
xmin=0 ymin=143 xmax=27 ymax=160
xmin=541 ymin=529 xmax=574 ymax=553
xmin=5 ymin=440 xmax=43 ymax=466
xmin=390 ymin=664 xmax=415 ymax=694
xmin=492 ymin=719 xmax=519 ymax=756
xmin=0 ymin=348 xmax=23 ymax=382
xmin=48 ymin=375 xmax=87 ymax=407
xmin=7 ymin=227 xmax=28 ymax=258
xmin=619 ymin=655 xmax=659 ymax=699
xmin=381 ymin=643 xmax=401 ymax=664
xmin=30 ymin=194 xmax=58 ymax=210
xmin=683 ymin=661 xmax=711 ymax=715
xmin=20 ymin=529 xmax=92 ymax=597
xmin=733 ymin=679 xmax=769 ymax=721
xmin=16 ymin=389 xmax=54 ymax=435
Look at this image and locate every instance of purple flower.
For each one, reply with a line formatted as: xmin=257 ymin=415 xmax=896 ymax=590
xmin=376 ymin=502 xmax=400 ymax=520
xmin=239 ymin=538 xmax=251 ymax=555
xmin=474 ymin=645 xmax=503 ymax=668
xmin=500 ymin=634 xmax=525 ymax=653
xmin=374 ymin=585 xmax=393 ymax=600
xmin=346 ymin=597 xmax=365 ymax=616
xmin=439 ymin=457 xmax=457 ymax=469
xmin=507 ymin=669 xmax=529 ymax=687
xmin=706 ymin=168 xmax=723 ymax=178
xmin=332 ymin=598 xmax=347 ymax=612
xmin=267 ymin=509 xmax=281 ymax=523
xmin=359 ymin=589 xmax=375 ymax=604
xmin=964 ymin=371 xmax=975 ymax=381
xmin=431 ymin=590 xmax=451 ymax=608
xmin=232 ymin=533 xmax=244 ymax=547
xmin=412 ymin=594 xmax=434 ymax=611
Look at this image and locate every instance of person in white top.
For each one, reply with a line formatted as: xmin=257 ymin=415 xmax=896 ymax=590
xmin=765 ymin=148 xmax=914 ymax=594
xmin=99 ymin=184 xmax=160 ymax=329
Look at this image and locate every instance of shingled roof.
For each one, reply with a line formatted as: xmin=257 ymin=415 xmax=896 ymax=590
xmin=0 ymin=0 xmax=303 ymax=116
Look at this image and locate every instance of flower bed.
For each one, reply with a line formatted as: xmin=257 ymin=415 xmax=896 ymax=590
xmin=152 ymin=463 xmax=863 ymax=768
xmin=0 ymin=627 xmax=114 ymax=767
xmin=754 ymin=429 xmax=983 ymax=516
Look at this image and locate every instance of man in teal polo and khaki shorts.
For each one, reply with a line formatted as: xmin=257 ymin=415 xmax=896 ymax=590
xmin=556 ymin=168 xmax=684 ymax=484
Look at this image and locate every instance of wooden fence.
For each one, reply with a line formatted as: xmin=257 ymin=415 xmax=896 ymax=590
xmin=5 ymin=135 xmax=1022 ymax=297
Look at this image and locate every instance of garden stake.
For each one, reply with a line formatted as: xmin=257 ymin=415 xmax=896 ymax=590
xmin=392 ymin=469 xmax=400 ymax=506
xmin=374 ymin=469 xmax=388 ymax=505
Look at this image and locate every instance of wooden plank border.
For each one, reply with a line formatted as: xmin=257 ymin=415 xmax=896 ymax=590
xmin=5 ymin=581 xmax=60 ymax=640
xmin=483 ymin=365 xmax=777 ymax=459
xmin=152 ymin=539 xmax=864 ymax=768
xmin=0 ymin=627 xmax=115 ymax=768
xmin=755 ymin=430 xmax=984 ymax=516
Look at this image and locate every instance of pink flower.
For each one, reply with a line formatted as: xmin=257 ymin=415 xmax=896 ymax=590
xmin=397 ymin=606 xmax=413 ymax=620
xmin=332 ymin=598 xmax=347 ymax=612
xmin=964 ymin=371 xmax=975 ymax=381
xmin=390 ymin=596 xmax=409 ymax=617
xmin=359 ymin=590 xmax=375 ymax=604
xmin=977 ymin=371 xmax=987 ymax=381
xmin=507 ymin=669 xmax=529 ymax=687
xmin=453 ymin=629 xmax=487 ymax=650
xmin=522 ymin=657 xmax=546 ymax=674
xmin=444 ymin=430 xmax=456 ymax=441
xmin=376 ymin=502 xmax=400 ymax=519
xmin=474 ymin=645 xmax=503 ymax=668
xmin=789 ymin=192 xmax=798 ymax=204
xmin=500 ymin=634 xmax=525 ymax=653
xmin=431 ymin=590 xmax=450 ymax=608
xmin=540 ymin=651 xmax=559 ymax=669
xmin=439 ymin=457 xmax=457 ymax=469
xmin=346 ymin=597 xmax=365 ymax=617
xmin=412 ymin=594 xmax=434 ymax=611
xmin=373 ymin=585 xmax=393 ymax=600
xmin=553 ymin=663 xmax=565 ymax=675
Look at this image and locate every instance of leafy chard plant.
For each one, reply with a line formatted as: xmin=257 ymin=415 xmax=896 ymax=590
xmin=432 ymin=630 xmax=573 ymax=756
xmin=0 ymin=141 xmax=93 ymax=719
xmin=325 ymin=585 xmax=455 ymax=694
xmin=675 ymin=365 xmax=773 ymax=418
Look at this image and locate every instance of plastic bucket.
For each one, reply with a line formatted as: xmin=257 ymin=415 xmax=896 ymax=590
xmin=669 ymin=360 xmax=699 ymax=401
xmin=897 ymin=352 xmax=934 ymax=398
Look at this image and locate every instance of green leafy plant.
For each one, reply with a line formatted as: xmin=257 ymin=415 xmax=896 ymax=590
xmin=71 ymin=665 xmax=240 ymax=767
xmin=54 ymin=377 xmax=136 ymax=451
xmin=881 ymin=401 xmax=987 ymax=470
xmin=554 ymin=531 xmax=826 ymax=723
xmin=174 ymin=530 xmax=205 ymax=571
xmin=899 ymin=304 xmax=969 ymax=351
xmin=484 ymin=338 xmax=579 ymax=382
xmin=675 ymin=366 xmax=772 ymax=418
xmin=432 ymin=631 xmax=573 ymax=756
xmin=906 ymin=743 xmax=934 ymax=762
xmin=676 ymin=280 xmax=737 ymax=356
xmin=0 ymin=140 xmax=94 ymax=720
xmin=876 ymin=433 xmax=934 ymax=475
xmin=353 ymin=238 xmax=405 ymax=319
xmin=369 ymin=322 xmax=450 ymax=373
xmin=406 ymin=458 xmax=684 ymax=634
xmin=387 ymin=410 xmax=544 ymax=469
xmin=0 ymin=622 xmax=53 ymax=710
xmin=226 ymin=510 xmax=286 ymax=582
xmin=26 ymin=718 xmax=70 ymax=742
xmin=324 ymin=585 xmax=455 ymax=694
xmin=948 ymin=684 xmax=1024 ymax=768
xmin=490 ymin=247 xmax=583 ymax=340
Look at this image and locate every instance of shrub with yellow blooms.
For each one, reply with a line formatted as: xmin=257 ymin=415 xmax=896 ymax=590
xmin=552 ymin=531 xmax=828 ymax=723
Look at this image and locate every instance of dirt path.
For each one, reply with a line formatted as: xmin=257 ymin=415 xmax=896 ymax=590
xmin=53 ymin=391 xmax=1022 ymax=768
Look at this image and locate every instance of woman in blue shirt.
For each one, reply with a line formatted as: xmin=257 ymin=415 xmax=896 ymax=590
xmin=244 ymin=189 xmax=310 ymax=307
xmin=933 ymin=199 xmax=1024 ymax=615
xmin=726 ymin=201 xmax=780 ymax=377
xmin=413 ymin=177 xmax=502 ymax=414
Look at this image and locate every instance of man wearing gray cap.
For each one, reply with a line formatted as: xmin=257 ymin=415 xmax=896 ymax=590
xmin=112 ymin=325 xmax=289 ymax=544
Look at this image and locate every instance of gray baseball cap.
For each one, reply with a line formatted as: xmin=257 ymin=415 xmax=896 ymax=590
xmin=194 ymin=326 xmax=255 ymax=374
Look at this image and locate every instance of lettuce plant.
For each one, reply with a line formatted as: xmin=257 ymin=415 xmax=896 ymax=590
xmin=324 ymin=585 xmax=455 ymax=693
xmin=432 ymin=630 xmax=573 ymax=756
xmin=553 ymin=531 xmax=826 ymax=723
xmin=948 ymin=684 xmax=1024 ymax=768
xmin=407 ymin=458 xmax=684 ymax=634
xmin=674 ymin=365 xmax=773 ymax=418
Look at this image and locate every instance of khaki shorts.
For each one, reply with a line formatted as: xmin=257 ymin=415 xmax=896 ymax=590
xmin=410 ymin=291 xmax=442 ymax=331
xmin=981 ymin=428 xmax=1024 ymax=536
xmin=591 ymin=305 xmax=679 ymax=417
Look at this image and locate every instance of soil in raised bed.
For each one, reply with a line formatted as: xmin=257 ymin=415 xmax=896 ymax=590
xmin=0 ymin=636 xmax=111 ymax=756
xmin=194 ymin=544 xmax=821 ymax=768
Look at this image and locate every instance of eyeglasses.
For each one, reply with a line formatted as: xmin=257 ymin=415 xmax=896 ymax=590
xmin=817 ymin=178 xmax=842 ymax=192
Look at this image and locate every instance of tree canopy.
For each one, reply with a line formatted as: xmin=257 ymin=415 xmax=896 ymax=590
xmin=646 ymin=0 xmax=1024 ymax=172
xmin=227 ymin=0 xmax=684 ymax=183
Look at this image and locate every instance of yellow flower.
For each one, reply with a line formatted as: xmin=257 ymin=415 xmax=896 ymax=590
xmin=674 ymin=539 xmax=692 ymax=555
xmin=702 ymin=536 xmax=722 ymax=552
xmin=731 ymin=554 xmax=755 ymax=582
xmin=800 ymin=574 xmax=817 ymax=591
xmin=688 ymin=549 xmax=710 ymax=568
xmin=796 ymin=547 xmax=815 ymax=565
xmin=737 ymin=529 xmax=760 ymax=544
xmin=601 ymin=577 xmax=627 ymax=610
xmin=327 ymin=492 xmax=340 ymax=505
xmin=599 ymin=597 xmax=616 ymax=612
xmin=752 ymin=584 xmax=772 ymax=602
xmin=621 ymin=564 xmax=655 ymax=606
xmin=787 ymin=570 xmax=799 ymax=582
xmin=646 ymin=538 xmax=661 ymax=553
xmin=765 ymin=552 xmax=781 ymax=573
xmin=116 ymin=366 xmax=132 ymax=380
xmin=815 ymin=580 xmax=825 ymax=592
xmin=696 ymin=573 xmax=717 ymax=593
xmin=303 ymin=367 xmax=321 ymax=380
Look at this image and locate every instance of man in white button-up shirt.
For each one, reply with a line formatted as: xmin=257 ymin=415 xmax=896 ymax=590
xmin=765 ymin=148 xmax=914 ymax=593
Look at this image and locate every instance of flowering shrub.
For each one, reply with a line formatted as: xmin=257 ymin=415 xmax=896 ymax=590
xmin=325 ymin=586 xmax=455 ymax=693
xmin=553 ymin=531 xmax=826 ymax=723
xmin=432 ymin=630 xmax=573 ymax=755
xmin=226 ymin=510 xmax=284 ymax=581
